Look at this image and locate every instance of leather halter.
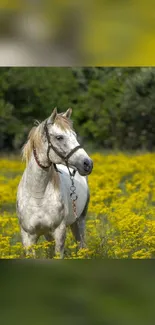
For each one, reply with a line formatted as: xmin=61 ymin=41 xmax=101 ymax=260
xmin=33 ymin=119 xmax=82 ymax=174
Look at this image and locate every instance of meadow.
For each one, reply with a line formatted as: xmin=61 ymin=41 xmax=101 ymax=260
xmin=0 ymin=152 xmax=155 ymax=259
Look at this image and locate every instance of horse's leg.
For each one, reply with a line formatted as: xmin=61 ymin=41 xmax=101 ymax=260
xmin=70 ymin=193 xmax=90 ymax=249
xmin=70 ymin=218 xmax=86 ymax=249
xmin=53 ymin=221 xmax=66 ymax=259
xmin=21 ymin=227 xmax=38 ymax=258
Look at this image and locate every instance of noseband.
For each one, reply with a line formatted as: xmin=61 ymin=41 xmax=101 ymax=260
xmin=33 ymin=120 xmax=82 ymax=175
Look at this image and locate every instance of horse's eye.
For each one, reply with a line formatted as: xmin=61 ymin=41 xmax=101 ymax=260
xmin=56 ymin=135 xmax=63 ymax=141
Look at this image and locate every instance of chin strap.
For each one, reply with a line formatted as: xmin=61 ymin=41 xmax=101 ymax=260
xmin=33 ymin=145 xmax=62 ymax=173
xmin=33 ymin=145 xmax=52 ymax=170
xmin=53 ymin=163 xmax=62 ymax=174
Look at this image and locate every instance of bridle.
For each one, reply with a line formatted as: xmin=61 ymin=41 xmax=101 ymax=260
xmin=33 ymin=120 xmax=81 ymax=174
xmin=44 ymin=120 xmax=82 ymax=175
xmin=33 ymin=119 xmax=82 ymax=220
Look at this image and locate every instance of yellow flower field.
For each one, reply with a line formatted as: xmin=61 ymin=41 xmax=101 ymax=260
xmin=0 ymin=153 xmax=155 ymax=259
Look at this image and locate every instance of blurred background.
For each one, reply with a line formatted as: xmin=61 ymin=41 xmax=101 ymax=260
xmin=0 ymin=260 xmax=155 ymax=325
xmin=0 ymin=1 xmax=155 ymax=65
xmin=1 ymin=67 xmax=155 ymax=153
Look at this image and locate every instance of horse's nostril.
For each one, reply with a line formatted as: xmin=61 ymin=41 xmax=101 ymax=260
xmin=83 ymin=158 xmax=93 ymax=172
xmin=84 ymin=158 xmax=90 ymax=167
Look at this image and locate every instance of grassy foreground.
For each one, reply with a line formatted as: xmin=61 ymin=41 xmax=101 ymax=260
xmin=0 ymin=152 xmax=155 ymax=259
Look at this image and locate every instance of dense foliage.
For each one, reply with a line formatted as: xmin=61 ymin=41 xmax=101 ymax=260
xmin=1 ymin=67 xmax=155 ymax=151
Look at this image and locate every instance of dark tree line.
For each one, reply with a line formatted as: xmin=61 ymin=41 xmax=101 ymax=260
xmin=0 ymin=67 xmax=155 ymax=152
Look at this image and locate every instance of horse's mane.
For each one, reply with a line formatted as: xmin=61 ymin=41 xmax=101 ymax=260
xmin=22 ymin=123 xmax=42 ymax=164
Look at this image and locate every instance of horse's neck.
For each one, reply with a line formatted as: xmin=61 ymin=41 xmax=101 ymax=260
xmin=25 ymin=154 xmax=53 ymax=196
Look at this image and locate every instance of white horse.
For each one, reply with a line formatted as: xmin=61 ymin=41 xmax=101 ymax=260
xmin=16 ymin=108 xmax=93 ymax=258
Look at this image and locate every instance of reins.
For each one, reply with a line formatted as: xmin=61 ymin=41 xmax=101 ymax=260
xmin=33 ymin=119 xmax=81 ymax=220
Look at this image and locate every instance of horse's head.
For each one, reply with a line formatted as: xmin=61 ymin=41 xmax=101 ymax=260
xmin=44 ymin=108 xmax=93 ymax=176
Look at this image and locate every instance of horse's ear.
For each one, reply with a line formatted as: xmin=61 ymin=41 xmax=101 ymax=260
xmin=63 ymin=108 xmax=72 ymax=119
xmin=48 ymin=107 xmax=57 ymax=124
